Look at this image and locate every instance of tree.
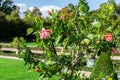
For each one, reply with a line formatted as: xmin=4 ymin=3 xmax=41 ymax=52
xmin=19 ymin=0 xmax=92 ymax=80
xmin=30 ymin=7 xmax=42 ymax=18
xmin=23 ymin=7 xmax=42 ymax=26
xmin=0 ymin=0 xmax=17 ymax=14
xmin=58 ymin=3 xmax=75 ymax=20
xmin=6 ymin=10 xmax=20 ymax=24
xmin=0 ymin=11 xmax=7 ymax=39
xmin=116 ymin=4 xmax=120 ymax=14
xmin=0 ymin=11 xmax=6 ymax=22
xmin=78 ymin=0 xmax=89 ymax=15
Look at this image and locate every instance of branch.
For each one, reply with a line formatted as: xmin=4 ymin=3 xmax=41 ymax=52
xmin=70 ymin=48 xmax=84 ymax=77
xmin=51 ymin=39 xmax=57 ymax=55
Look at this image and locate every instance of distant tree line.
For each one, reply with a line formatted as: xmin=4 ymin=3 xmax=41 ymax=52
xmin=0 ymin=0 xmax=32 ymax=42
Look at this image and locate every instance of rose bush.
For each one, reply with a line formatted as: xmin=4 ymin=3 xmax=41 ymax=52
xmin=18 ymin=0 xmax=120 ymax=79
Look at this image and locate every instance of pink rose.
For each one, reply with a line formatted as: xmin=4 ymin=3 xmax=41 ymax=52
xmin=105 ymin=33 xmax=112 ymax=41
xmin=40 ymin=28 xmax=50 ymax=39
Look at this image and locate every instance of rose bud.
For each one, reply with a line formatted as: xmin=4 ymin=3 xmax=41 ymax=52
xmin=35 ymin=68 xmax=40 ymax=73
xmin=105 ymin=33 xmax=112 ymax=42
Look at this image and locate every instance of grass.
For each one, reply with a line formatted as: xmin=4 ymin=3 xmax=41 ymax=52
xmin=25 ymin=42 xmax=37 ymax=47
xmin=0 ymin=58 xmax=39 ymax=80
xmin=0 ymin=42 xmax=37 ymax=48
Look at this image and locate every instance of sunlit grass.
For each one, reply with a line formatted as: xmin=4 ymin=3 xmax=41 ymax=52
xmin=0 ymin=58 xmax=39 ymax=80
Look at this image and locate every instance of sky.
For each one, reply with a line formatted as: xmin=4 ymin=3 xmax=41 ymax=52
xmin=13 ymin=0 xmax=120 ymax=17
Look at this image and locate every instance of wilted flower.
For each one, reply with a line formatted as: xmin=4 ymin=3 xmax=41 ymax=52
xmin=47 ymin=10 xmax=51 ymax=15
xmin=40 ymin=28 xmax=50 ymax=39
xmin=112 ymin=48 xmax=119 ymax=54
xmin=105 ymin=33 xmax=112 ymax=41
xmin=96 ymin=40 xmax=100 ymax=44
xmin=60 ymin=15 xmax=65 ymax=20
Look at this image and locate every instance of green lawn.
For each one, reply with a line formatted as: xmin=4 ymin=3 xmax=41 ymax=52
xmin=0 ymin=58 xmax=39 ymax=80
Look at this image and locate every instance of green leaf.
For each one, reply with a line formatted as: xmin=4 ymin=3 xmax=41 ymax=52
xmin=106 ymin=27 xmax=112 ymax=32
xmin=55 ymin=35 xmax=62 ymax=45
xmin=27 ymin=28 xmax=34 ymax=35
xmin=87 ymin=34 xmax=93 ymax=39
xmin=48 ymin=75 xmax=61 ymax=80
xmin=63 ymin=38 xmax=70 ymax=49
xmin=39 ymin=75 xmax=46 ymax=80
xmin=92 ymin=21 xmax=101 ymax=27
xmin=46 ymin=60 xmax=56 ymax=65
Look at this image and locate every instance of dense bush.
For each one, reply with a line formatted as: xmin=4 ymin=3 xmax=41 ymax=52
xmin=90 ymin=52 xmax=117 ymax=79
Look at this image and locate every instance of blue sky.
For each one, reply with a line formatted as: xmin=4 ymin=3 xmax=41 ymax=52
xmin=14 ymin=0 xmax=120 ymax=17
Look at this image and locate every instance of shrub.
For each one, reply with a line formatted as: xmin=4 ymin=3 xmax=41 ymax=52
xmin=90 ymin=52 xmax=117 ymax=79
xmin=10 ymin=37 xmax=26 ymax=49
xmin=18 ymin=0 xmax=120 ymax=79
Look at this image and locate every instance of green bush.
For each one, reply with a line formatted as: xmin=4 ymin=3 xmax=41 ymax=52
xmin=90 ymin=52 xmax=115 ymax=79
xmin=10 ymin=37 xmax=26 ymax=49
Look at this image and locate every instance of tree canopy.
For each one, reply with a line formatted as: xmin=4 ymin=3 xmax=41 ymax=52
xmin=0 ymin=0 xmax=17 ymax=15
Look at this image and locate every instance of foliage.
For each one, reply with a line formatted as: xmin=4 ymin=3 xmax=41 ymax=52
xmin=19 ymin=0 xmax=91 ymax=79
xmin=90 ymin=52 xmax=115 ymax=79
xmin=0 ymin=11 xmax=6 ymax=22
xmin=6 ymin=10 xmax=20 ymax=24
xmin=0 ymin=0 xmax=17 ymax=15
xmin=18 ymin=0 xmax=120 ymax=80
xmin=30 ymin=7 xmax=42 ymax=18
xmin=0 ymin=0 xmax=31 ymax=42
xmin=86 ymin=53 xmax=96 ymax=60
xmin=0 ymin=11 xmax=29 ymax=41
xmin=10 ymin=37 xmax=26 ymax=49
xmin=58 ymin=3 xmax=75 ymax=20
xmin=116 ymin=4 xmax=120 ymax=14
